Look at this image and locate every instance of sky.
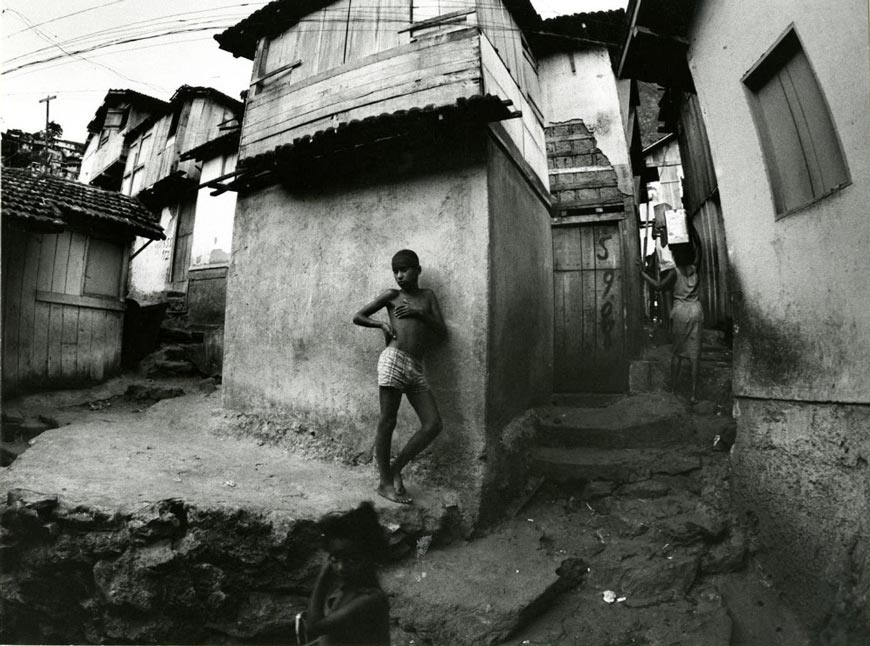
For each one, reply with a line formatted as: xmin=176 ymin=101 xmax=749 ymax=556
xmin=1 ymin=0 xmax=627 ymax=143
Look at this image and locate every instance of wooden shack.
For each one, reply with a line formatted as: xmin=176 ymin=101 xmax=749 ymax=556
xmin=1 ymin=168 xmax=163 ymax=395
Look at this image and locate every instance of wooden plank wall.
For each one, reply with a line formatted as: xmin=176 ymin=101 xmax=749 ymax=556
xmin=480 ymin=33 xmax=547 ymax=184
xmin=2 ymin=228 xmax=126 ymax=395
xmin=127 ymin=97 xmax=233 ymax=194
xmin=241 ymin=28 xmax=483 ymax=159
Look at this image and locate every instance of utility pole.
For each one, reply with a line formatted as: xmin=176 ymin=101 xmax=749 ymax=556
xmin=38 ymin=94 xmax=57 ymax=171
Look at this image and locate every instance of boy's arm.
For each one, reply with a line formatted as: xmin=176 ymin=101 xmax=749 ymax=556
xmin=306 ymin=589 xmax=388 ymax=637
xmin=640 ymin=268 xmax=677 ymax=291
xmin=353 ymin=290 xmax=399 ymax=339
xmin=307 ymin=558 xmax=332 ymax=627
xmin=394 ymin=290 xmax=447 ymax=338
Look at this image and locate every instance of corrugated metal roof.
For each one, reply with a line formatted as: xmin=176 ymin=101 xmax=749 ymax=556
xmin=1 ymin=168 xmax=164 ymax=239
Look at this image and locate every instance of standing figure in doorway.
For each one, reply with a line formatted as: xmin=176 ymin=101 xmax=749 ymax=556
xmin=353 ymin=249 xmax=447 ymax=504
xmin=641 ymin=230 xmax=704 ymax=403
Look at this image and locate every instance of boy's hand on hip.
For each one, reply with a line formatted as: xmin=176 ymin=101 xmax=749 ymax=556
xmin=382 ymin=322 xmax=397 ymax=341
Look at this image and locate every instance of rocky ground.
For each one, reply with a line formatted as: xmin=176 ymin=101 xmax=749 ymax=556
xmin=0 ymin=342 xmax=815 ymax=645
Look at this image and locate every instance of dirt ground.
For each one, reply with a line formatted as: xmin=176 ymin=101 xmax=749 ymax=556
xmin=0 ymin=373 xmax=814 ymax=645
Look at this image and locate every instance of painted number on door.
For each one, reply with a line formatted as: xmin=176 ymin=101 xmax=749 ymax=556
xmin=599 ymin=235 xmax=616 ymax=349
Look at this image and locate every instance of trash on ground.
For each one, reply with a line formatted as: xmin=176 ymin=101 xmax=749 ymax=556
xmin=603 ymin=590 xmax=617 ymax=603
xmin=223 ymin=480 xmax=237 ymax=487
xmin=415 ymin=535 xmax=432 ymax=559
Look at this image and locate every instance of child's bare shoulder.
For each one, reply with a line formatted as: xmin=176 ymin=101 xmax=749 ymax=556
xmin=376 ymin=288 xmax=400 ymax=301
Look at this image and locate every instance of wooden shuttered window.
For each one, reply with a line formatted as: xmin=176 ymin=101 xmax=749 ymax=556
xmin=83 ymin=238 xmax=124 ymax=298
xmin=744 ymin=29 xmax=849 ymax=217
xmin=170 ymin=198 xmax=196 ymax=284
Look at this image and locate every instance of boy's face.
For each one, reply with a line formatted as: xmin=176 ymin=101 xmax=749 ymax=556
xmin=392 ymin=263 xmax=420 ymax=289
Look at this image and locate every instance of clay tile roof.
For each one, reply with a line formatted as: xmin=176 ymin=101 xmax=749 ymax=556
xmin=1 ymin=168 xmax=164 ymax=239
xmin=237 ymin=93 xmax=517 ymax=170
xmin=532 ymin=10 xmax=627 ymax=55
xmin=216 ymin=0 xmax=542 ymax=59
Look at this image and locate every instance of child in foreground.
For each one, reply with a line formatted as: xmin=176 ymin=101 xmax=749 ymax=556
xmin=300 ymin=501 xmax=390 ymax=646
xmin=353 ymin=249 xmax=447 ymax=505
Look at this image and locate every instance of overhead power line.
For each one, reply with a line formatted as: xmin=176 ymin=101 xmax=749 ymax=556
xmin=4 ymin=2 xmax=623 ymax=76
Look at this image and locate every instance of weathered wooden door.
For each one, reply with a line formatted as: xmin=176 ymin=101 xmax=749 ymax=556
xmin=553 ymin=222 xmax=627 ymax=392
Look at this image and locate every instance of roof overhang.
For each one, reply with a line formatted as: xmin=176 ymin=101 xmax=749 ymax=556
xmin=208 ymin=94 xmax=518 ymax=194
xmin=617 ymin=0 xmax=696 ymax=91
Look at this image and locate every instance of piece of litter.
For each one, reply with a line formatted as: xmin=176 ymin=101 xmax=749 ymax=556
xmin=527 ymin=518 xmax=534 ymax=522
xmin=585 ymin=502 xmax=595 ymax=512
xmin=617 ymin=597 xmax=627 ymax=602
xmin=515 ymin=569 xmax=520 ymax=573
xmin=416 ymin=535 xmax=433 ymax=559
xmin=602 ymin=590 xmax=616 ymax=603
xmin=223 ymin=480 xmax=236 ymax=487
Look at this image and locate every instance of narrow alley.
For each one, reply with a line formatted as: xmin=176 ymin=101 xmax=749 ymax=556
xmin=2 ymin=0 xmax=869 ymax=645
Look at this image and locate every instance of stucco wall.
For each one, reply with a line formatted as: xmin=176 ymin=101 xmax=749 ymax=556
xmin=731 ymin=398 xmax=870 ymax=630
xmin=685 ymin=1 xmax=870 ymax=637
xmin=223 ymin=160 xmax=491 ymax=522
xmin=687 ymin=0 xmax=870 ymax=403
xmin=482 ymin=138 xmax=553 ymax=516
xmin=128 ymin=206 xmax=172 ymax=303
xmin=539 ymin=49 xmax=634 ymax=195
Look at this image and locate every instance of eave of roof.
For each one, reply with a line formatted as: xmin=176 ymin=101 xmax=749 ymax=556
xmin=531 ymin=10 xmax=626 ymax=55
xmin=216 ymin=0 xmax=542 ymax=59
xmin=219 ymin=94 xmax=517 ymax=193
xmin=1 ymin=168 xmax=164 ymax=239
xmin=124 ymin=85 xmax=244 ymax=143
xmin=86 ymin=89 xmax=169 ymax=134
xmin=642 ymin=131 xmax=677 ymax=154
xmin=180 ymin=130 xmax=240 ymax=162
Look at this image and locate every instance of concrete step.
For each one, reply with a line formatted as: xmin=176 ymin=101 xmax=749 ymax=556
xmin=530 ymin=446 xmax=703 ymax=484
xmin=536 ymin=392 xmax=691 ymax=449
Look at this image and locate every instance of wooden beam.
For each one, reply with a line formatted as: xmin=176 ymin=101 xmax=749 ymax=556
xmin=36 ymin=290 xmax=125 ymax=312
xmin=250 ymin=59 xmax=302 ymax=88
xmin=399 ymin=8 xmax=475 ymax=34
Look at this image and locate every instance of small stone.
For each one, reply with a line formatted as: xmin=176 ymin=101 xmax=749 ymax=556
xmin=582 ymin=481 xmax=615 ymax=500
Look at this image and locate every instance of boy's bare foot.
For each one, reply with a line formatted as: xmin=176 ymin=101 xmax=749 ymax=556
xmin=377 ymin=483 xmax=412 ymax=505
xmin=393 ymin=472 xmax=407 ymax=496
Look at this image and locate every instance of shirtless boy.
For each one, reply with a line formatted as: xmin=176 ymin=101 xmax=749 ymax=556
xmin=353 ymin=249 xmax=447 ymax=505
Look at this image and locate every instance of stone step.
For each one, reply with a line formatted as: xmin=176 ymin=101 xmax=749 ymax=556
xmin=536 ymin=393 xmax=691 ymax=449
xmin=530 ymin=446 xmax=703 ymax=484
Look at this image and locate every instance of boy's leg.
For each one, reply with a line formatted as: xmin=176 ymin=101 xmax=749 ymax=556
xmin=391 ymin=390 xmax=443 ymax=495
xmin=376 ymin=386 xmax=411 ymax=504
xmin=670 ymin=355 xmax=682 ymax=393
xmin=689 ymin=356 xmax=700 ymax=404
